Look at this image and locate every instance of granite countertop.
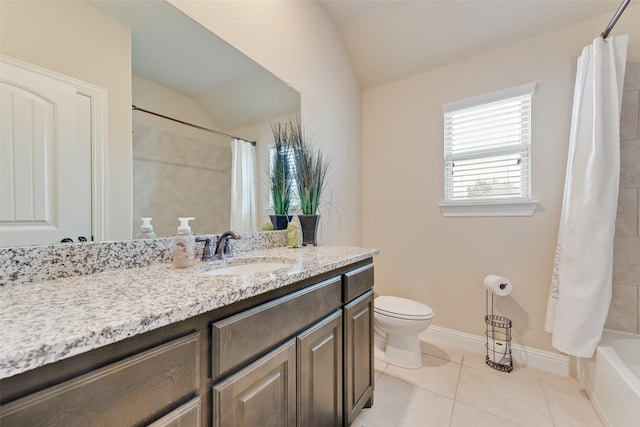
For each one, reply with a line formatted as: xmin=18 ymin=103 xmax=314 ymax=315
xmin=0 ymin=246 xmax=378 ymax=380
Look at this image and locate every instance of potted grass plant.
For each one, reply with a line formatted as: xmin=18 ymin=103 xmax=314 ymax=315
xmin=269 ymin=122 xmax=293 ymax=230
xmin=288 ymin=117 xmax=331 ymax=246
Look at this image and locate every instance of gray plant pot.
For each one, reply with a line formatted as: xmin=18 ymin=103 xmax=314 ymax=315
xmin=269 ymin=215 xmax=292 ymax=230
xmin=298 ymin=214 xmax=320 ymax=246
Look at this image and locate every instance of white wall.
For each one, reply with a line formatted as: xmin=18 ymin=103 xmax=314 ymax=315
xmin=170 ymin=0 xmax=362 ymax=246
xmin=132 ymin=74 xmax=228 ymax=146
xmin=0 ymin=0 xmax=133 ymax=241
xmin=362 ymin=9 xmax=640 ymax=353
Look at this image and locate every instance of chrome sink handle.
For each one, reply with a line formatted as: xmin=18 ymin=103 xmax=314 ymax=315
xmin=195 ymin=237 xmax=215 ymax=261
xmin=214 ymin=231 xmax=241 ymax=259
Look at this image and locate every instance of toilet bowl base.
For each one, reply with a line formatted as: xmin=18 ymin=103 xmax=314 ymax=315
xmin=384 ymin=333 xmax=423 ymax=369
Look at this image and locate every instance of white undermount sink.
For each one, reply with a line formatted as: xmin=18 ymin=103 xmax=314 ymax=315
xmin=201 ymin=262 xmax=293 ymax=276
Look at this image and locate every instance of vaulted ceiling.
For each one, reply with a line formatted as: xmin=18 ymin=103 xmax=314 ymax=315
xmin=88 ymin=0 xmax=632 ymax=129
xmin=87 ymin=0 xmax=300 ymax=131
xmin=319 ymin=0 xmax=627 ymax=88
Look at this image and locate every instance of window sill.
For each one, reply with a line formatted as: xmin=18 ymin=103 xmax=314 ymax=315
xmin=438 ymin=200 xmax=539 ymax=217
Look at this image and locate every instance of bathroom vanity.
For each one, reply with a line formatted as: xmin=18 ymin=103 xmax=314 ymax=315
xmin=0 ymin=245 xmax=377 ymax=426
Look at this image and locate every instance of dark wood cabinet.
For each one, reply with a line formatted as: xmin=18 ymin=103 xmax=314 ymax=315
xmin=211 ymin=277 xmax=342 ymax=379
xmin=0 ymin=333 xmax=200 ymax=427
xmin=213 ymin=340 xmax=297 ymax=427
xmin=213 ymin=309 xmax=348 ymax=427
xmin=297 ymin=310 xmax=343 ymax=427
xmin=0 ymin=260 xmax=374 ymax=427
xmin=343 ymin=290 xmax=374 ymax=426
xmin=212 ymin=279 xmax=346 ymax=427
xmin=148 ymin=398 xmax=202 ymax=427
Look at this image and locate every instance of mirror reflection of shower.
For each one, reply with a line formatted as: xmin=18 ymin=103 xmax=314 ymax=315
xmin=131 ymin=76 xmax=232 ymax=238
xmin=1 ymin=0 xmax=301 ymax=243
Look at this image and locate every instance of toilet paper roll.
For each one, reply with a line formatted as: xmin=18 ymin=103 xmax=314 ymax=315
xmin=483 ymin=275 xmax=512 ymax=296
xmin=487 ymin=337 xmax=508 ymax=363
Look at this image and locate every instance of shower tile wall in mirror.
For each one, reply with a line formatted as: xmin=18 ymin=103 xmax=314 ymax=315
xmin=132 ymin=123 xmax=232 ymax=238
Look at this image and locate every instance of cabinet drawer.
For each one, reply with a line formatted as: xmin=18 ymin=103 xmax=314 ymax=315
xmin=0 ymin=333 xmax=200 ymax=427
xmin=343 ymin=263 xmax=374 ymax=302
xmin=212 ymin=276 xmax=342 ymax=378
xmin=148 ymin=397 xmax=201 ymax=427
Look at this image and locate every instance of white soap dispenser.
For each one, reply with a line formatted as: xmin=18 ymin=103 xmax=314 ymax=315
xmin=172 ymin=217 xmax=195 ymax=268
xmin=136 ymin=217 xmax=157 ymax=239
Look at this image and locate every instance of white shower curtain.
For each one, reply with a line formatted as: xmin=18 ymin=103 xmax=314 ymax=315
xmin=544 ymin=35 xmax=628 ymax=357
xmin=230 ymin=139 xmax=258 ymax=233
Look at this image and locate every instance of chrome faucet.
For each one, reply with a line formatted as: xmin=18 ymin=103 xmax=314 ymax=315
xmin=214 ymin=231 xmax=241 ymax=259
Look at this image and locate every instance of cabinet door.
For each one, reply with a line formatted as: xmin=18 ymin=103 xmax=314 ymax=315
xmin=297 ymin=311 xmax=343 ymax=427
xmin=147 ymin=397 xmax=201 ymax=427
xmin=213 ymin=340 xmax=296 ymax=427
xmin=343 ymin=290 xmax=374 ymax=425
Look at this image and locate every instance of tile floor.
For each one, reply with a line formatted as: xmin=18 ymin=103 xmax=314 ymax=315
xmin=352 ymin=343 xmax=603 ymax=427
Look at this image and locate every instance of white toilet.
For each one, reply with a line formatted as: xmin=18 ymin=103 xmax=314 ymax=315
xmin=374 ymin=295 xmax=434 ymax=369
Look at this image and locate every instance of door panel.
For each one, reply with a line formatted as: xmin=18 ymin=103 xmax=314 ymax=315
xmin=0 ymin=58 xmax=92 ymax=246
xmin=1 ymin=82 xmax=56 ymax=224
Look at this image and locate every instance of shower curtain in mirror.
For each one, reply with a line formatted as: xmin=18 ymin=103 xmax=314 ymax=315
xmin=544 ymin=34 xmax=628 ymax=357
xmin=230 ymin=139 xmax=257 ymax=233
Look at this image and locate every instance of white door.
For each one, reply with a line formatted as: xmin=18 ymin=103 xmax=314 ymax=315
xmin=0 ymin=59 xmax=92 ymax=246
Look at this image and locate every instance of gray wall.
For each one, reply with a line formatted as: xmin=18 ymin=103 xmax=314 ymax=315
xmin=132 ymin=123 xmax=231 ymax=238
xmin=607 ymin=62 xmax=640 ymax=333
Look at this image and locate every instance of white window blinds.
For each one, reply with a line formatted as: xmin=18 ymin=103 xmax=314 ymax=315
xmin=443 ymin=83 xmax=535 ymax=203
xmin=269 ymin=146 xmax=300 ymax=208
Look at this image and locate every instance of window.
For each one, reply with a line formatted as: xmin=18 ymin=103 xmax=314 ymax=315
xmin=269 ymin=145 xmax=300 ymax=209
xmin=440 ymin=82 xmax=538 ymax=216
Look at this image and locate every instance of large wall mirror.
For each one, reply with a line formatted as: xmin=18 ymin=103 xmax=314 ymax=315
xmin=0 ymin=0 xmax=300 ymax=246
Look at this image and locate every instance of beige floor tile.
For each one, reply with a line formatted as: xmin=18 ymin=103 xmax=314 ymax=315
xmin=537 ymin=372 xmax=604 ymax=427
xmin=374 ymin=357 xmax=388 ymax=373
xmin=462 ymin=351 xmax=541 ymax=384
xmin=451 ymin=402 xmax=526 ymax=427
xmin=374 ymin=369 xmax=384 ymax=384
xmin=374 ymin=358 xmax=388 ymax=383
xmin=537 ymin=369 xmax=584 ymax=398
xmin=456 ymin=366 xmax=553 ymax=427
xmin=350 ymin=413 xmax=382 ymax=427
xmin=420 ymin=339 xmax=465 ymax=363
xmin=365 ymin=346 xmax=602 ymax=427
xmin=358 ymin=374 xmax=454 ymax=427
xmin=383 ymin=353 xmax=462 ymax=399
xmin=544 ymin=387 xmax=603 ymax=427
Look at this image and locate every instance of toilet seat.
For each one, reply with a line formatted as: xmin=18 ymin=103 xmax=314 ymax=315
xmin=375 ymin=296 xmax=433 ymax=321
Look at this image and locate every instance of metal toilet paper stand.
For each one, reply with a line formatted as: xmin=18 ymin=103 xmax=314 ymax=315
xmin=485 ymin=290 xmax=513 ymax=372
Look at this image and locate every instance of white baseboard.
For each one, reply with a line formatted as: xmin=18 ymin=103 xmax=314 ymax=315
xmin=419 ymin=326 xmax=570 ymax=377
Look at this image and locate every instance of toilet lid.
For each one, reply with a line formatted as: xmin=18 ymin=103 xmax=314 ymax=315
xmin=375 ymin=296 xmax=433 ymax=320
